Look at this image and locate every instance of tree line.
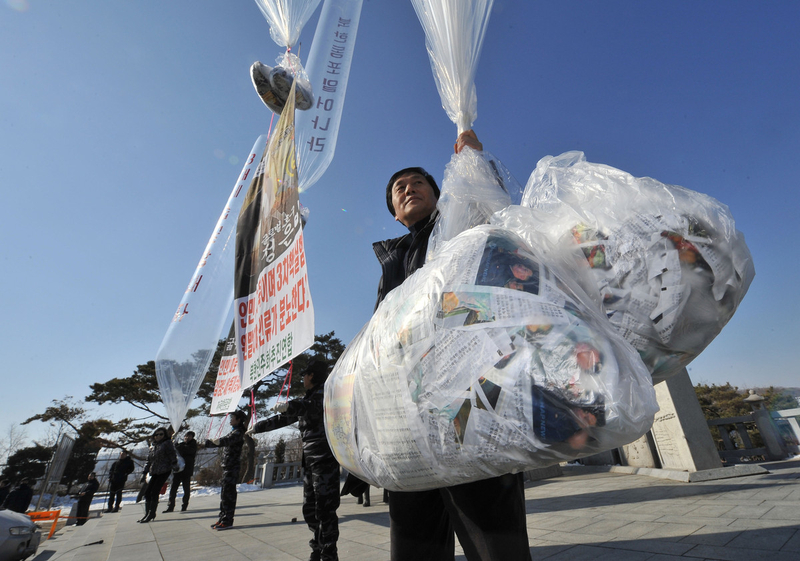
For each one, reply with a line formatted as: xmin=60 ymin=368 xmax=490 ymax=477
xmin=1 ymin=331 xmax=344 ymax=493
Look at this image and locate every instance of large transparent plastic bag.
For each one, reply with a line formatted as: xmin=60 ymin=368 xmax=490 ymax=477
xmin=520 ymin=152 xmax=755 ymax=383
xmin=253 ymin=0 xmax=323 ymax=50
xmin=252 ymin=0 xmax=364 ymax=192
xmin=156 ymin=136 xmax=269 ymax=432
xmin=427 ymin=146 xmax=522 ymax=259
xmin=325 ymin=225 xmax=657 ymax=491
xmin=410 ymin=0 xmax=494 ymax=133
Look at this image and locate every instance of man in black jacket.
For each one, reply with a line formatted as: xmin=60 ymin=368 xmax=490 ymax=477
xmin=248 ymin=359 xmax=340 ymax=561
xmin=205 ymin=410 xmax=246 ymax=530
xmin=1 ymin=478 xmax=33 ymax=513
xmin=75 ymin=472 xmax=100 ymax=526
xmin=375 ymin=130 xmax=531 ymax=561
xmin=106 ymin=450 xmax=135 ymax=513
xmin=165 ymin=431 xmax=197 ymax=512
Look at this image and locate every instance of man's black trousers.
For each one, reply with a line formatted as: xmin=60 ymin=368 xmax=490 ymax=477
xmin=168 ymin=469 xmax=192 ymax=509
xmin=388 ymin=472 xmax=531 ymax=561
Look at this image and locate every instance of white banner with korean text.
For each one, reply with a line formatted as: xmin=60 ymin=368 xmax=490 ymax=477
xmin=234 ymin=91 xmax=315 ymax=390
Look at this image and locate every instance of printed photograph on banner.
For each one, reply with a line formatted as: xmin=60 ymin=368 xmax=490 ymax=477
xmin=234 ymin=85 xmax=315 ymax=391
xmin=210 ymin=323 xmax=244 ymax=415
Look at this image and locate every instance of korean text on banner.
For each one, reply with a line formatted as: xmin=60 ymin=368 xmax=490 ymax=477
xmin=210 ymin=323 xmax=244 ymax=415
xmin=156 ymin=135 xmax=270 ymax=433
xmin=296 ymin=0 xmax=363 ymax=192
xmin=234 ymin=88 xmax=314 ymax=390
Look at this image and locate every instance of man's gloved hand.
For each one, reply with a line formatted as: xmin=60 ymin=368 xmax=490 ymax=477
xmin=272 ymin=402 xmax=289 ymax=413
xmin=245 ymin=427 xmax=255 ymax=437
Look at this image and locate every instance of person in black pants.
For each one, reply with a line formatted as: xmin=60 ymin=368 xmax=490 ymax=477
xmin=204 ymin=410 xmax=246 ymax=530
xmin=106 ymin=450 xmax=135 ymax=513
xmin=139 ymin=427 xmax=179 ymax=523
xmin=373 ymin=130 xmax=531 ymax=561
xmin=248 ymin=360 xmax=341 ymax=561
xmin=75 ymin=472 xmax=99 ymax=526
xmin=165 ymin=431 xmax=197 ymax=512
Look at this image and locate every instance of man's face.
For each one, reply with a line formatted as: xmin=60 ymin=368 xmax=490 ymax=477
xmin=391 ymin=172 xmax=437 ymax=227
xmin=230 ymin=415 xmax=241 ymax=427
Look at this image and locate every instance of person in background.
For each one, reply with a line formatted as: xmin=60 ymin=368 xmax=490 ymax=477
xmin=0 ymin=479 xmax=10 ymax=506
xmin=165 ymin=431 xmax=198 ymax=513
xmin=75 ymin=472 xmax=99 ymax=526
xmin=204 ymin=410 xmax=247 ymax=530
xmin=139 ymin=427 xmax=179 ymax=523
xmin=106 ymin=450 xmax=135 ymax=513
xmin=248 ymin=359 xmax=340 ymax=561
xmin=1 ymin=478 xmax=33 ymax=513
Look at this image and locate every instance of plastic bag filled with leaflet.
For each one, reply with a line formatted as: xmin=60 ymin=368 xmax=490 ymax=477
xmin=518 ymin=151 xmax=755 ymax=383
xmin=324 ymin=150 xmax=658 ymax=492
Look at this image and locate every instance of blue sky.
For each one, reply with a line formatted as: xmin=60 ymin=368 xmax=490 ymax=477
xmin=2 ymin=1 xmax=798 ymax=444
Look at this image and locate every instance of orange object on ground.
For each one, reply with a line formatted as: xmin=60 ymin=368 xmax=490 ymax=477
xmin=27 ymin=510 xmax=61 ymax=540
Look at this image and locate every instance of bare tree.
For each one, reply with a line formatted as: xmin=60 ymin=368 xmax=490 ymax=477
xmin=0 ymin=423 xmax=28 ymax=466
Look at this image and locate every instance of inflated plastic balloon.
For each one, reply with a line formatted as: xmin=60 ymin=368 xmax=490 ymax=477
xmin=325 ymin=225 xmax=657 ymax=491
xmin=156 ymin=136 xmax=269 ymax=432
xmin=325 ymin=149 xmax=658 ymax=492
xmin=410 ymin=0 xmax=495 ymax=133
xmin=253 ymin=0 xmax=323 ymax=50
xmin=519 ymin=152 xmax=755 ymax=383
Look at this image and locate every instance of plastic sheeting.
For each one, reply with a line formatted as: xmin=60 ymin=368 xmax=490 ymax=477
xmin=410 ymin=0 xmax=494 ymax=133
xmin=252 ymin=0 xmax=363 ymax=193
xmin=156 ymin=136 xmax=270 ymax=433
xmin=427 ymin=144 xmax=522 ymax=259
xmin=519 ymin=152 xmax=755 ymax=382
xmin=325 ymin=223 xmax=657 ymax=491
xmin=253 ymin=0 xmax=323 ymax=50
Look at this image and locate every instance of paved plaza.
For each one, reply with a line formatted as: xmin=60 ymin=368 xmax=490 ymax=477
xmin=32 ymin=459 xmax=800 ymax=561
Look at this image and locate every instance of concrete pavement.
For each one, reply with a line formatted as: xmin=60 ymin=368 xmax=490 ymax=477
xmin=32 ymin=458 xmax=800 ymax=561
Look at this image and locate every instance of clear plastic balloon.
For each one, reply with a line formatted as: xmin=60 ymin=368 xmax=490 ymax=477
xmin=519 ymin=152 xmax=756 ymax=382
xmin=253 ymin=0 xmax=323 ymax=50
xmin=250 ymin=0 xmax=364 ymax=192
xmin=410 ymin=0 xmax=495 ymax=133
xmin=325 ymin=225 xmax=658 ymax=491
xmin=156 ymin=135 xmax=269 ymax=432
xmin=325 ymin=149 xmax=657 ymax=491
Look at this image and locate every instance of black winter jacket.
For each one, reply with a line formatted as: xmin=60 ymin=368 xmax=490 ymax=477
xmin=77 ymin=478 xmax=99 ymax=499
xmin=253 ymin=384 xmax=334 ymax=468
xmin=205 ymin=425 xmax=245 ymax=472
xmin=144 ymin=439 xmax=179 ymax=477
xmin=109 ymin=456 xmax=135 ymax=485
xmin=372 ymin=212 xmax=438 ymax=310
xmin=175 ymin=439 xmax=198 ymax=473
xmin=1 ymin=484 xmax=33 ymax=513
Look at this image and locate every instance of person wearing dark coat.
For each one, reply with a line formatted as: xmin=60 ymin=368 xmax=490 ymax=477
xmin=204 ymin=410 xmax=246 ymax=530
xmin=249 ymin=359 xmax=340 ymax=561
xmin=106 ymin=450 xmax=135 ymax=512
xmin=75 ymin=472 xmax=100 ymax=526
xmin=374 ymin=130 xmax=531 ymax=561
xmin=139 ymin=427 xmax=179 ymax=523
xmin=0 ymin=479 xmax=10 ymax=506
xmin=165 ymin=431 xmax=198 ymax=512
xmin=1 ymin=479 xmax=33 ymax=513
